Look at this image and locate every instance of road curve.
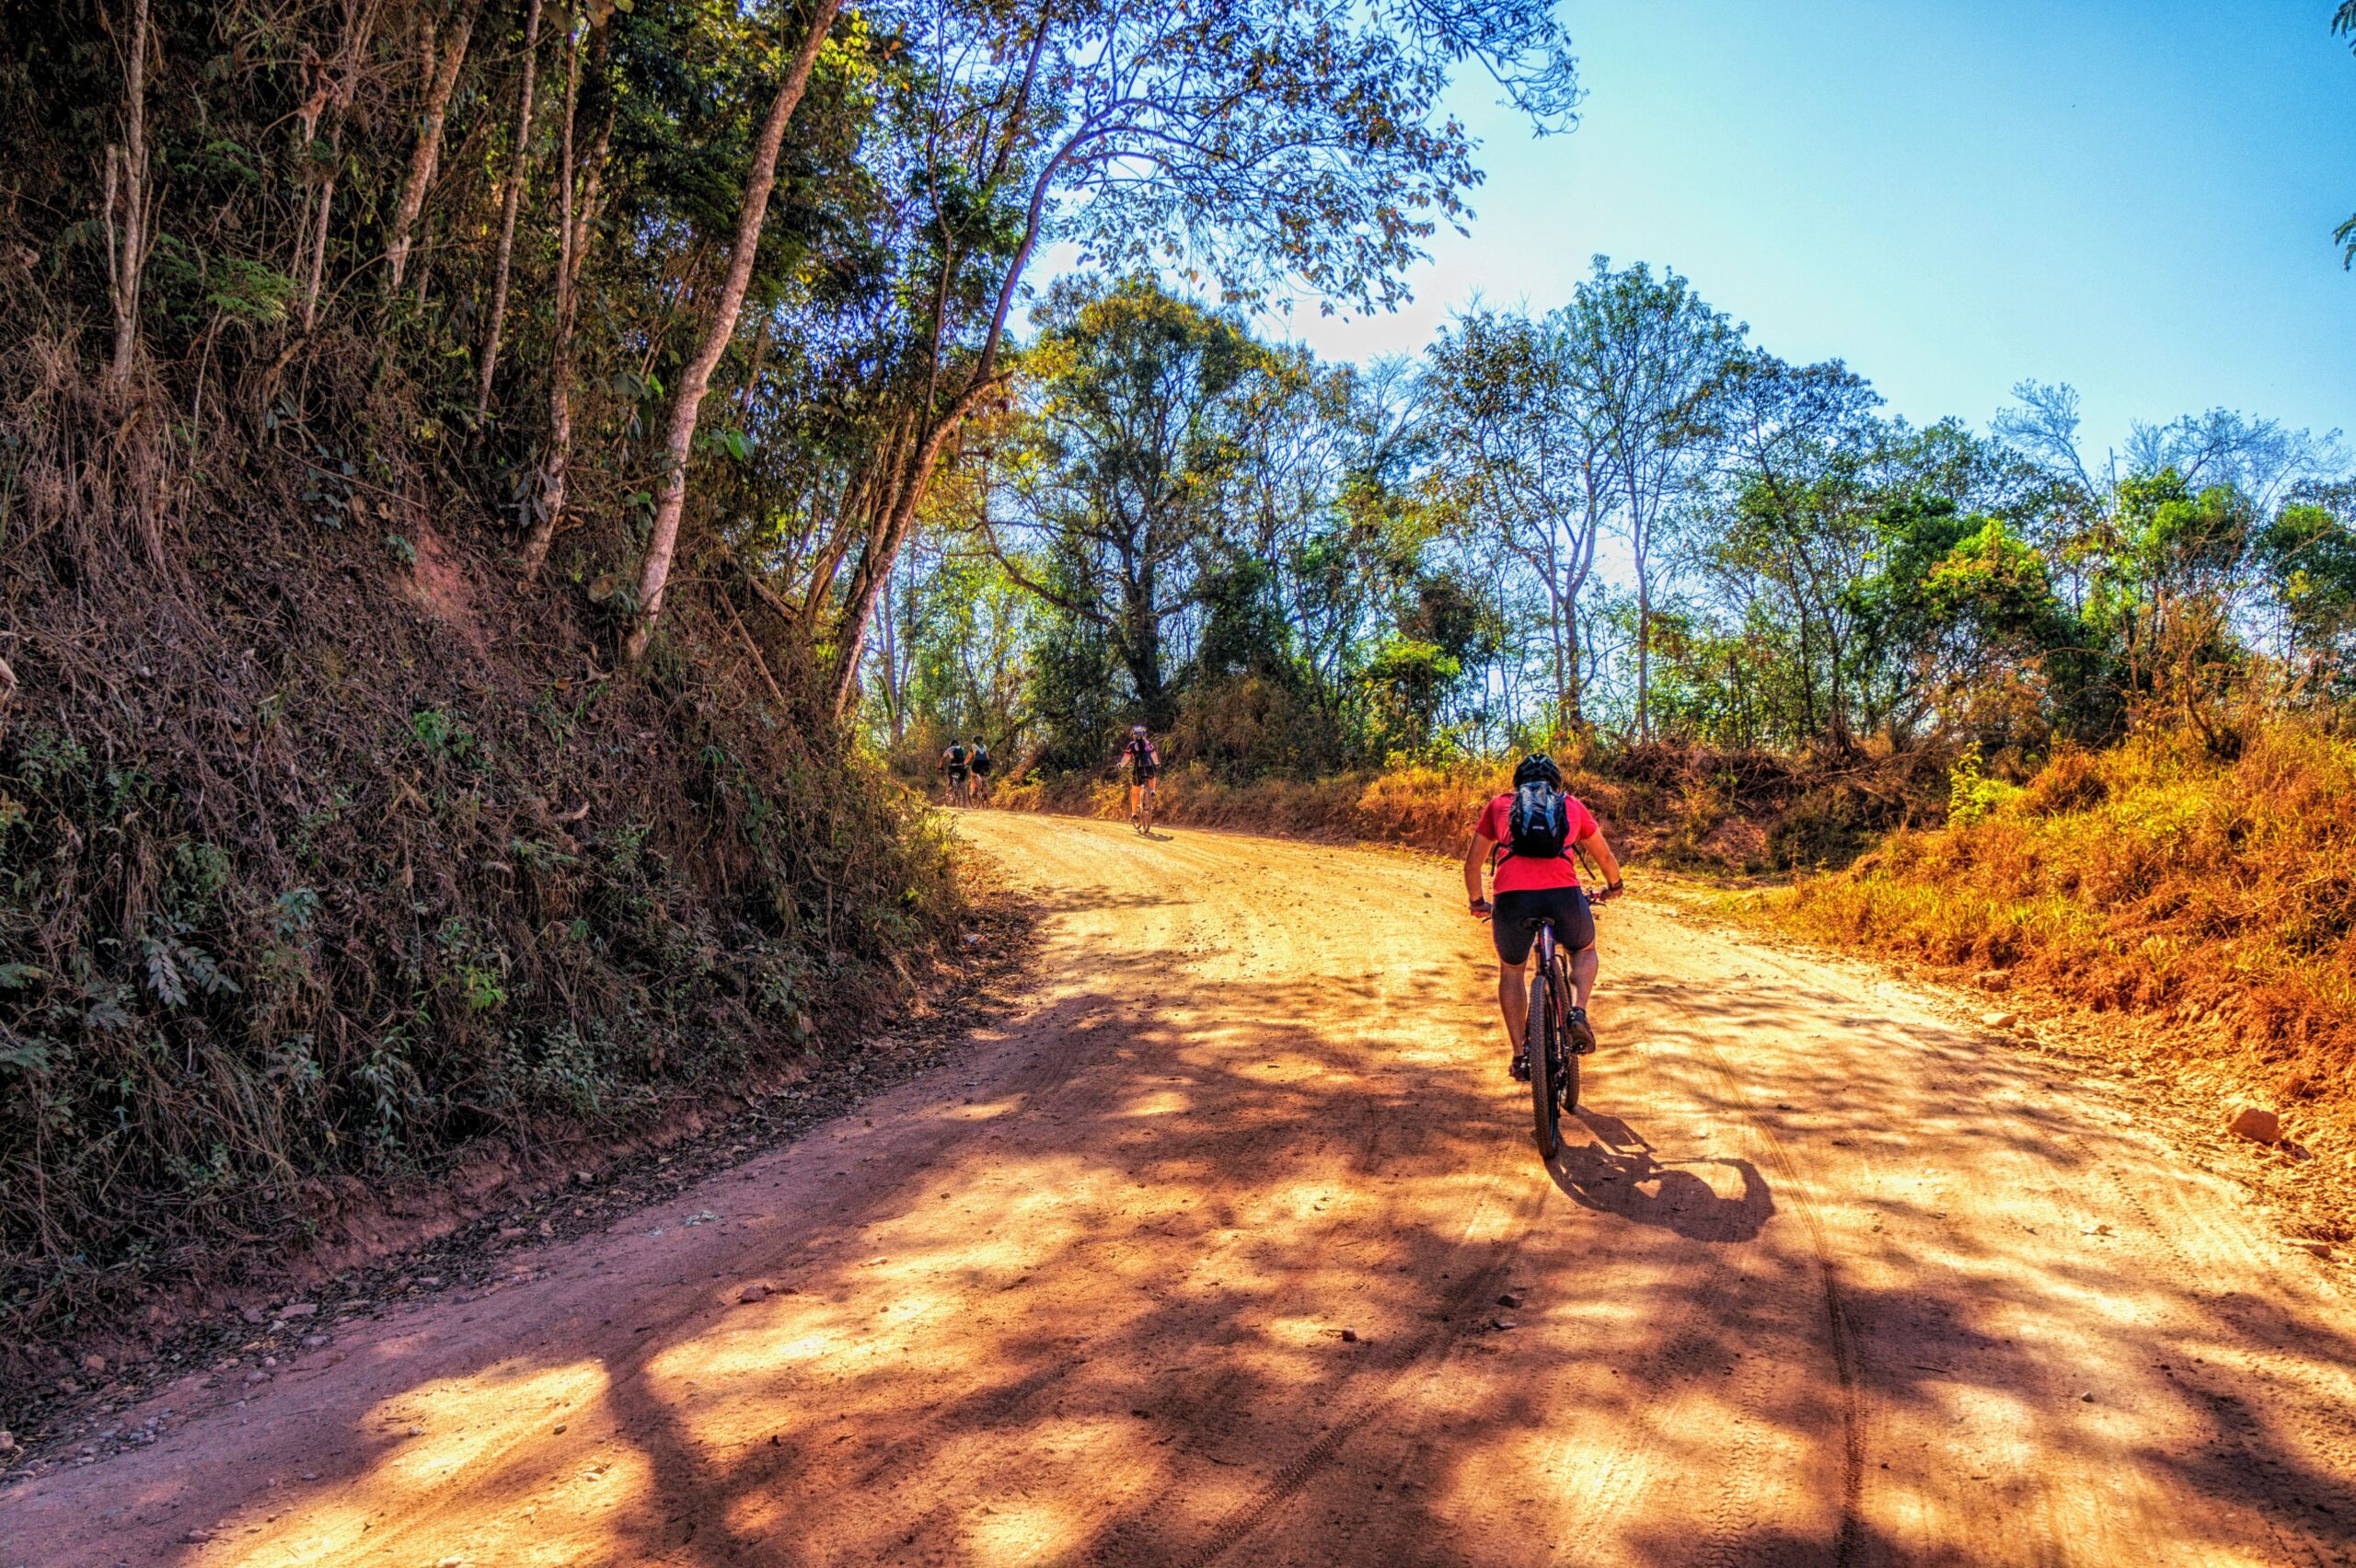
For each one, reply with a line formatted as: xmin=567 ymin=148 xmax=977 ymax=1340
xmin=6 ymin=813 xmax=2356 ymax=1566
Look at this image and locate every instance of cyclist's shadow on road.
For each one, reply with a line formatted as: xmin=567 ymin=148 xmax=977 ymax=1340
xmin=1548 ymin=1110 xmax=1773 ymax=1244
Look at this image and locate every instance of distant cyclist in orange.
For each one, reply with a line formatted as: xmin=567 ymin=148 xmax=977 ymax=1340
xmin=1463 ymin=754 xmax=1623 ymax=1079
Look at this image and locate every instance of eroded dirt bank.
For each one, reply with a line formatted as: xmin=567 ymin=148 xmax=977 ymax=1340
xmin=5 ymin=814 xmax=2355 ymax=1566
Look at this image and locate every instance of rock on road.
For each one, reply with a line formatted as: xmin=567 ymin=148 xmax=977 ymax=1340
xmin=7 ymin=813 xmax=2356 ymax=1566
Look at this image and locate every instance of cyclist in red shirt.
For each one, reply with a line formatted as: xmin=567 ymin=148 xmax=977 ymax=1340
xmin=1462 ymin=754 xmax=1624 ymax=1078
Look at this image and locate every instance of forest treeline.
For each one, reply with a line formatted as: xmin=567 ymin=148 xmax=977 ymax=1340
xmin=880 ymin=264 xmax=2356 ymax=790
xmin=0 ymin=0 xmax=1576 ymax=1374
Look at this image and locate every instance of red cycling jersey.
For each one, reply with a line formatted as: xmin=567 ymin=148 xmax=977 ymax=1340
xmin=1474 ymin=791 xmax=1599 ymax=894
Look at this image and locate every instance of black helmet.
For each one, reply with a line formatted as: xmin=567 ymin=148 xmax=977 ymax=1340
xmin=1513 ymin=753 xmax=1564 ymax=789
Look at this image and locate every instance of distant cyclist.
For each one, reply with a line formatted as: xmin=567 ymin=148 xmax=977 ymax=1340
xmin=966 ymin=735 xmax=993 ymax=803
xmin=938 ymin=740 xmax=972 ymax=806
xmin=1117 ymin=725 xmax=1161 ymax=832
xmin=1463 ymin=754 xmax=1623 ymax=1080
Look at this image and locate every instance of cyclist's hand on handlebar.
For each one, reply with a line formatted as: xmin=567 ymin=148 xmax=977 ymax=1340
xmin=1590 ymin=881 xmax=1625 ymax=905
xmin=1469 ymin=896 xmax=1493 ymax=920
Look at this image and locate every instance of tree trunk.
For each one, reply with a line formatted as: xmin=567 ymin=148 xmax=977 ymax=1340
xmin=1634 ymin=548 xmax=1651 ymax=741
xmin=294 ymin=0 xmax=375 ymax=335
xmin=385 ymin=0 xmax=481 ymax=291
xmin=624 ymin=0 xmax=843 ymax=663
xmin=1115 ymin=556 xmax=1175 ymax=732
xmin=1128 ymin=628 xmax=1173 ymax=733
xmin=1560 ymin=576 xmax=1583 ymax=732
xmin=102 ymin=0 xmax=152 ymax=399
xmin=820 ymin=50 xmax=1065 ymax=714
xmin=520 ymin=29 xmax=606 ymax=581
xmin=822 ymin=410 xmax=961 ymax=713
xmin=875 ymin=572 xmax=905 ymax=744
xmin=300 ymin=175 xmax=336 ymax=331
xmin=473 ymin=0 xmax=542 ymax=427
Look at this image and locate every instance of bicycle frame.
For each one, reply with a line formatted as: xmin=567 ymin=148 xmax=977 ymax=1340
xmin=1527 ymin=922 xmax=1573 ymax=1043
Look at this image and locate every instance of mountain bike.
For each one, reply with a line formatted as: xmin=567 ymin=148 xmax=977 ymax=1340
xmin=1130 ymin=776 xmax=1157 ymax=835
xmin=943 ymin=771 xmax=971 ymax=808
xmin=1521 ymin=914 xmax=1577 ymax=1157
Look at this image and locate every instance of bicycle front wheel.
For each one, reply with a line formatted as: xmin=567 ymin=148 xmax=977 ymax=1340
xmin=1529 ymin=959 xmax=1562 ymax=1158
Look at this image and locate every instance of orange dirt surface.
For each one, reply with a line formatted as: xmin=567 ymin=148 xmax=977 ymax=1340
xmin=6 ymin=813 xmax=2356 ymax=1566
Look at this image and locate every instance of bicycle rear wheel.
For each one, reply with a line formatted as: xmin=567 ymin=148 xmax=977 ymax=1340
xmin=1529 ymin=955 xmax=1562 ymax=1158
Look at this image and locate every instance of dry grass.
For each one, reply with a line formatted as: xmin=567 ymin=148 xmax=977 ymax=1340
xmin=1765 ymin=721 xmax=2356 ymax=1169
xmin=993 ymin=741 xmax=1931 ymax=872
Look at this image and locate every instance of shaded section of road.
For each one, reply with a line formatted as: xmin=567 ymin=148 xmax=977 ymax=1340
xmin=3 ymin=814 xmax=2353 ymax=1566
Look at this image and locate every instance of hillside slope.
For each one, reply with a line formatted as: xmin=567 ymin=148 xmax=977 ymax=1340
xmin=0 ymin=373 xmax=961 ymax=1398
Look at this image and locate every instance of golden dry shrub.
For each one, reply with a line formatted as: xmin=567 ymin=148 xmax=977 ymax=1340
xmin=1771 ymin=720 xmax=2356 ymax=1141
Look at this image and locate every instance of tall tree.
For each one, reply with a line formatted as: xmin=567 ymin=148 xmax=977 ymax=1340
xmin=384 ymin=0 xmax=484 ymax=290
xmin=473 ymin=0 xmax=545 ymax=427
xmin=1564 ymin=259 xmax=1738 ymax=737
xmin=518 ymin=8 xmax=608 ymax=581
xmin=979 ymin=277 xmax=1275 ymax=731
xmin=100 ymin=0 xmax=154 ymax=398
xmin=1701 ymin=352 xmax=1884 ymax=743
xmin=624 ymin=0 xmax=845 ymax=660
xmin=1422 ymin=306 xmax=1612 ymax=730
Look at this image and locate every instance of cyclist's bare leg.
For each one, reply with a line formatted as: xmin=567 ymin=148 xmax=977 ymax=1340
xmin=1497 ymin=961 xmax=1530 ymax=1048
xmin=1569 ymin=943 xmax=1599 ymax=1009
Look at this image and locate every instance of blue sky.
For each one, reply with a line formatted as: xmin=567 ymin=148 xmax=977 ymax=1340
xmin=1273 ymin=1 xmax=2356 ymax=461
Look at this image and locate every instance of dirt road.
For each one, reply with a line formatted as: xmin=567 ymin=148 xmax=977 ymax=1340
xmin=8 ymin=813 xmax=2356 ymax=1566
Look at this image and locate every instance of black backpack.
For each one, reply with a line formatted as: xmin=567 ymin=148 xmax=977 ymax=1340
xmin=1504 ymin=779 xmax=1572 ymax=860
xmin=946 ymin=744 xmax=966 ymax=767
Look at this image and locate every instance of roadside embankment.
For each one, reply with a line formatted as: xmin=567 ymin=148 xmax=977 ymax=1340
xmin=1759 ymin=721 xmax=2356 ymax=1222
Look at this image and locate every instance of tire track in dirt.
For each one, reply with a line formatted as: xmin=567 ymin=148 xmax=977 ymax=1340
xmin=1674 ymin=993 xmax=1868 ymax=1567
xmin=1169 ymin=1180 xmax=1549 ymax=1568
xmin=2055 ymin=1133 xmax=2356 ymax=1566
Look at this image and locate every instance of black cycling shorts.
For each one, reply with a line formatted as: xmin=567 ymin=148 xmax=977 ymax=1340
xmin=1490 ymin=886 xmax=1595 ymax=965
xmin=1128 ymin=764 xmax=1159 ymax=785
